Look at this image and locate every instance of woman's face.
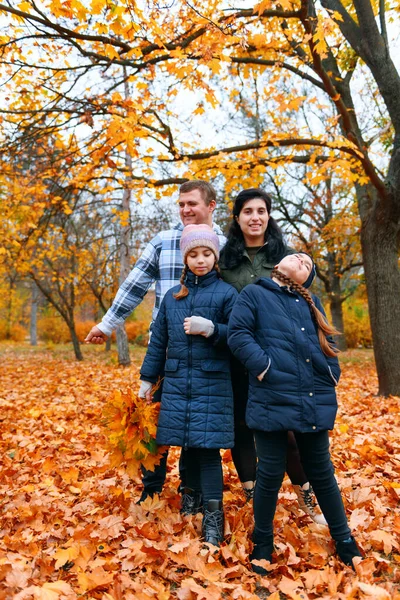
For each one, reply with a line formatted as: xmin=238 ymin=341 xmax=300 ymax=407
xmin=236 ymin=198 xmax=269 ymax=246
xmin=277 ymin=253 xmax=313 ymax=285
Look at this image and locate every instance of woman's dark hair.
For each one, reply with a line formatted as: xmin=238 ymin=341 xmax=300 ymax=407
xmin=220 ymin=188 xmax=286 ymax=269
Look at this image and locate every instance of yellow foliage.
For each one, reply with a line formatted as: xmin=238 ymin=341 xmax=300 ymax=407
xmin=343 ymin=300 xmax=372 ymax=349
xmin=102 ymin=387 xmax=167 ymax=475
xmin=37 ymin=316 xmax=70 ymax=344
xmin=0 ymin=322 xmax=27 ymax=342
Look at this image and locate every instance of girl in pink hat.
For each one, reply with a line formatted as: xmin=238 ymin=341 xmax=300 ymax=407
xmin=139 ymin=224 xmax=238 ymax=546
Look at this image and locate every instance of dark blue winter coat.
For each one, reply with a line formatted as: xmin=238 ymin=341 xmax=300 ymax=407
xmin=140 ymin=270 xmax=238 ymax=449
xmin=227 ymin=277 xmax=341 ymax=433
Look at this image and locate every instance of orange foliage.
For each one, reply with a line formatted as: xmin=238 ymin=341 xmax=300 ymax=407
xmin=102 ymin=386 xmax=167 ymax=475
xmin=124 ymin=320 xmax=149 ymax=346
xmin=0 ymin=322 xmax=27 ymax=342
xmin=0 ymin=344 xmax=399 ymax=599
xmin=37 ymin=316 xmax=70 ymax=344
xmin=343 ymin=301 xmax=372 ymax=349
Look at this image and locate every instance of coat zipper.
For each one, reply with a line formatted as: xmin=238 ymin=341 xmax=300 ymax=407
xmin=184 ymin=275 xmax=199 ymax=449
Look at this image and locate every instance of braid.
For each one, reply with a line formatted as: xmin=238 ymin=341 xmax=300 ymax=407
xmin=173 ymin=265 xmax=189 ymax=300
xmin=214 ymin=261 xmax=221 ymax=278
xmin=271 ymin=268 xmax=340 ymax=358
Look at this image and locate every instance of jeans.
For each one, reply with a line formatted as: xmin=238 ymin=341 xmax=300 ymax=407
xmin=184 ymin=447 xmax=223 ymax=505
xmin=230 ymin=355 xmax=308 ymax=485
xmin=142 ymin=449 xmax=187 ymax=493
xmin=253 ymin=429 xmax=351 ymax=542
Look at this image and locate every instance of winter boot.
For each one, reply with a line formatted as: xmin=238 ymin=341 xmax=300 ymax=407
xmin=180 ymin=488 xmax=203 ymax=515
xmin=250 ymin=535 xmax=274 ymax=576
xmin=336 ymin=536 xmax=362 ymax=569
xmin=293 ymin=482 xmax=327 ymax=525
xmin=242 ymin=484 xmax=255 ymax=503
xmin=202 ymin=499 xmax=224 ymax=546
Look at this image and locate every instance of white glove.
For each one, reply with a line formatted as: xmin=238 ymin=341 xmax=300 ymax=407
xmin=138 ymin=380 xmax=153 ymax=399
xmin=184 ymin=316 xmax=215 ymax=338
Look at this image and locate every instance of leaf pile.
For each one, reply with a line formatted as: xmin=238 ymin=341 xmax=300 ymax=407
xmin=102 ymin=386 xmax=167 ymax=476
xmin=0 ymin=346 xmax=399 ymax=599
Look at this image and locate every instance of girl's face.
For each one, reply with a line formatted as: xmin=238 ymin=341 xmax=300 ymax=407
xmin=236 ymin=198 xmax=269 ymax=246
xmin=186 ymin=246 xmax=215 ymax=276
xmin=277 ymin=253 xmax=313 ymax=285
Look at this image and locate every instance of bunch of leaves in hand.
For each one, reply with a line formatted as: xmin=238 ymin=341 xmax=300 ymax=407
xmin=102 ymin=383 xmax=167 ymax=476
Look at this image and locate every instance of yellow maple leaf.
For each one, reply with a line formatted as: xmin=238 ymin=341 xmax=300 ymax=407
xmin=53 ymin=545 xmax=80 ymax=569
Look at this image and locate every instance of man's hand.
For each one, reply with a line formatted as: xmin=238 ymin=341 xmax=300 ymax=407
xmin=84 ymin=325 xmax=108 ymax=344
xmin=184 ymin=316 xmax=215 ymax=338
xmin=138 ymin=380 xmax=154 ymax=401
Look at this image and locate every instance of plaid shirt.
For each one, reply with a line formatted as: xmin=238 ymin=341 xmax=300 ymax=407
xmin=98 ymin=222 xmax=226 ymax=336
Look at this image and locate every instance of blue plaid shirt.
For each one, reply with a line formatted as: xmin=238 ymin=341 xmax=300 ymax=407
xmin=98 ymin=222 xmax=226 ymax=335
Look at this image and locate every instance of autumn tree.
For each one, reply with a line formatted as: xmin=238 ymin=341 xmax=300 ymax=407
xmin=271 ymin=170 xmax=362 ymax=350
xmin=0 ymin=1 xmax=399 ymax=393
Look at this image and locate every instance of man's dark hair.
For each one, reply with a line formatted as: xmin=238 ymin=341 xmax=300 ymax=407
xmin=179 ymin=180 xmax=217 ymax=206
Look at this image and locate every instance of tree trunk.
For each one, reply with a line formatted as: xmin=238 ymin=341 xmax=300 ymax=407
xmin=6 ymin=279 xmax=15 ymax=340
xmin=69 ymin=324 xmax=83 ymax=361
xmin=360 ymin=205 xmax=400 ymax=395
xmin=329 ymin=294 xmax=347 ymax=351
xmin=116 ymin=76 xmax=133 ymax=367
xmin=105 ymin=337 xmax=111 ymax=352
xmin=116 ymin=324 xmax=130 ymax=366
xmin=30 ymin=283 xmax=38 ymax=346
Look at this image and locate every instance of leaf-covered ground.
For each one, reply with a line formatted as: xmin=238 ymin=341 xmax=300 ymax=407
xmin=0 ymin=344 xmax=399 ymax=600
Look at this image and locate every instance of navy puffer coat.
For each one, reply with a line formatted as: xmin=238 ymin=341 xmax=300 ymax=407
xmin=228 ymin=278 xmax=340 ymax=433
xmin=140 ymin=270 xmax=238 ymax=449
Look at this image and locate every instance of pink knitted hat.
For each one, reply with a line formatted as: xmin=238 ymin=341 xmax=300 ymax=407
xmin=180 ymin=224 xmax=220 ymax=262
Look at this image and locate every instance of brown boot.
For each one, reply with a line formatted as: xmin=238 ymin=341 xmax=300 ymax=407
xmin=293 ymin=482 xmax=327 ymax=525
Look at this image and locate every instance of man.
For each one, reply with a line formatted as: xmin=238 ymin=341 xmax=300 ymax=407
xmin=85 ymin=180 xmax=225 ymax=507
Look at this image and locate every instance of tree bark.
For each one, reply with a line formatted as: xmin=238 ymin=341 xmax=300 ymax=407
xmin=329 ymin=294 xmax=347 ymax=352
xmin=360 ymin=194 xmax=400 ymax=395
xmin=30 ymin=282 xmax=38 ymax=346
xmin=116 ymin=324 xmax=130 ymax=366
xmin=69 ymin=324 xmax=83 ymax=361
xmin=115 ymin=71 xmax=133 ymax=367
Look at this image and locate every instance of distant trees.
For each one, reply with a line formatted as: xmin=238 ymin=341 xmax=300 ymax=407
xmin=0 ymin=1 xmax=398 ymax=393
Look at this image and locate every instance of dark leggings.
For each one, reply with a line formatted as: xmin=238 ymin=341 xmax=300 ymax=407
xmin=230 ymin=357 xmax=308 ymax=485
xmin=184 ymin=447 xmax=223 ymax=505
xmin=253 ymin=429 xmax=351 ymax=542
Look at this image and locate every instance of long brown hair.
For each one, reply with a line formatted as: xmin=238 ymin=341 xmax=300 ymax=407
xmin=173 ymin=262 xmax=221 ymax=300
xmin=271 ymin=268 xmax=340 ymax=357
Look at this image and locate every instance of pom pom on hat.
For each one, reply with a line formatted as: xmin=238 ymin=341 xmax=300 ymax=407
xmin=180 ymin=224 xmax=219 ymax=262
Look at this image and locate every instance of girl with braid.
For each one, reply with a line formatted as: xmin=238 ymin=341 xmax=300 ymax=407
xmin=228 ymin=252 xmax=362 ymax=572
xmin=139 ymin=224 xmax=238 ymax=546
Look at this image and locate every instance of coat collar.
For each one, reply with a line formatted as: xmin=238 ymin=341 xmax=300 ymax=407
xmin=185 ymin=269 xmax=219 ymax=288
xmin=255 ymin=276 xmax=297 ymax=296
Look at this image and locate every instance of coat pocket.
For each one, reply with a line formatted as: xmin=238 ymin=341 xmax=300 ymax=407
xmin=165 ymin=358 xmax=179 ymax=372
xmin=328 ymin=366 xmax=339 ymax=386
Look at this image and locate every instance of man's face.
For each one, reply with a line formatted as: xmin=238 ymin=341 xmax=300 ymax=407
xmin=178 ymin=189 xmax=216 ymax=226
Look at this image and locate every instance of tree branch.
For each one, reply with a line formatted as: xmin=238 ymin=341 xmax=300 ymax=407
xmin=231 ymin=56 xmax=324 ymax=89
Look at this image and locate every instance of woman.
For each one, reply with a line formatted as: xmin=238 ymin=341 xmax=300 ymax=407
xmin=219 ymin=188 xmax=326 ymax=523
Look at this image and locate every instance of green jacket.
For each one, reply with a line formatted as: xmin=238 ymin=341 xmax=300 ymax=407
xmin=220 ymin=245 xmax=294 ymax=293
